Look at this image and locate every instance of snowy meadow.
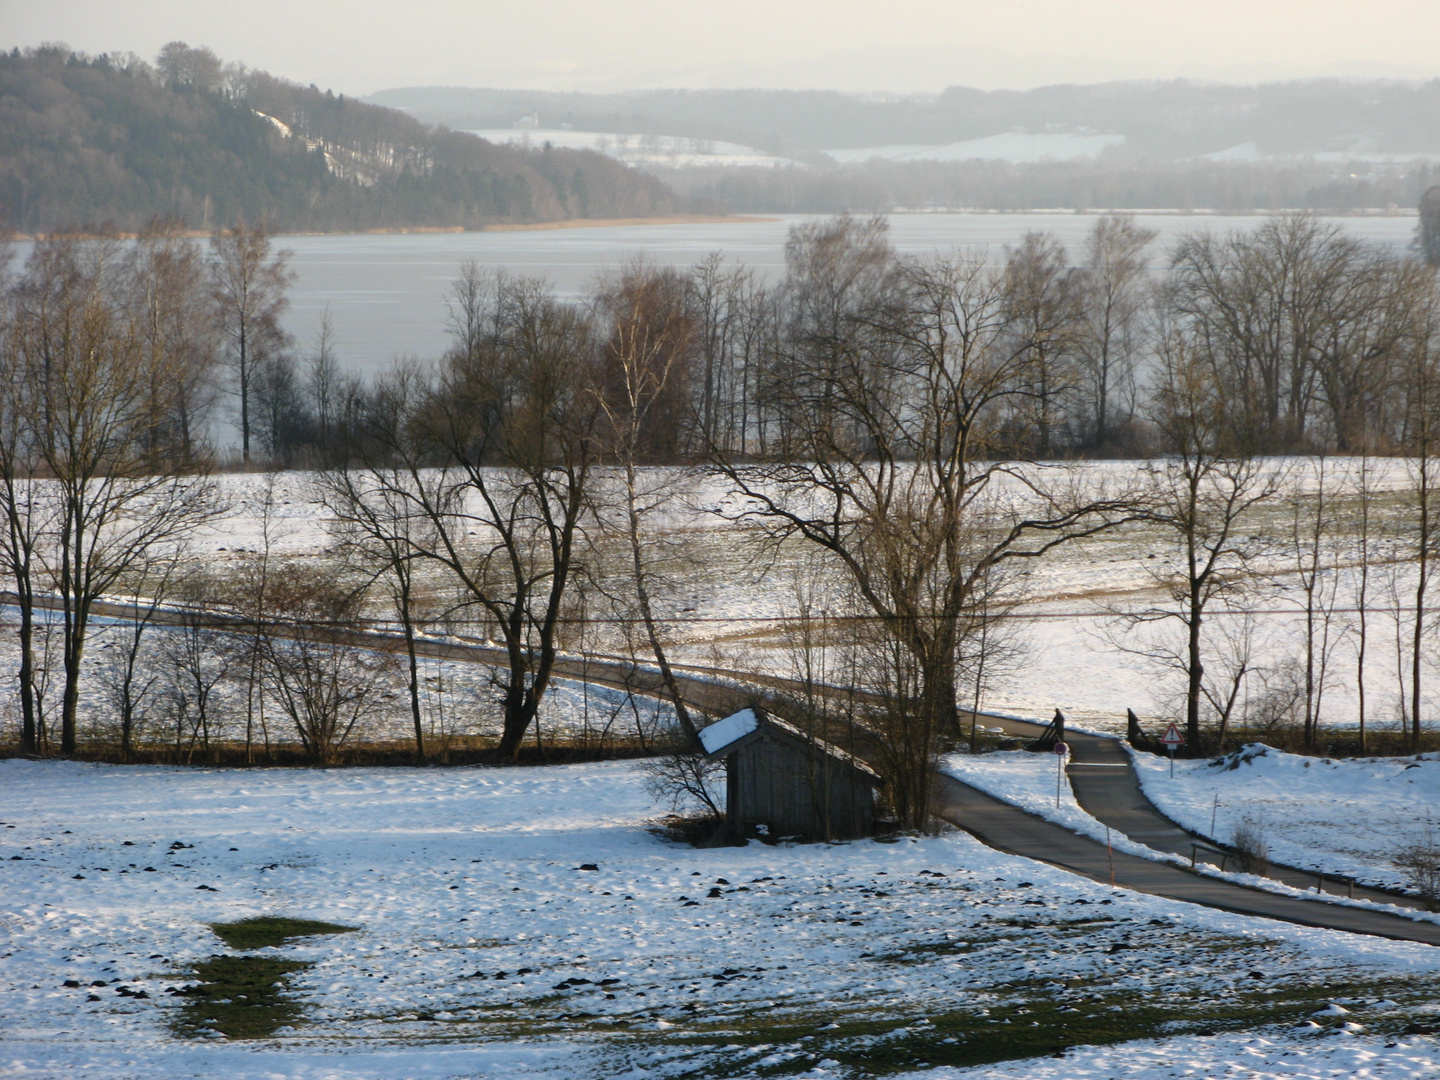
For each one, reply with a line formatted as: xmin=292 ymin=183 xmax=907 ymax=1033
xmin=7 ymin=457 xmax=1433 ymax=756
xmin=5 ymin=758 xmax=1440 ymax=1079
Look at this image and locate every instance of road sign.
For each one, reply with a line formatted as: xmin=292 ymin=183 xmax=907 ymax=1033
xmin=1161 ymin=722 xmax=1184 ymax=777
xmin=1053 ymin=741 xmax=1069 ymax=756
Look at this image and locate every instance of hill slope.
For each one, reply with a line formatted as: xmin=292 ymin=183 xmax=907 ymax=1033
xmin=0 ymin=46 xmax=676 ymax=233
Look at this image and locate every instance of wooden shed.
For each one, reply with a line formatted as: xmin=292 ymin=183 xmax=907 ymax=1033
xmin=699 ymin=707 xmax=881 ymax=841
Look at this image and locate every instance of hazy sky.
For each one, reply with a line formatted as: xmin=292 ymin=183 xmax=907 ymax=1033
xmin=6 ymin=0 xmax=1440 ymax=96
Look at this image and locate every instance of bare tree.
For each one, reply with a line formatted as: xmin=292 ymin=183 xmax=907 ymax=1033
xmin=1351 ymin=451 xmax=1381 ymax=753
xmin=155 ymin=41 xmax=223 ymax=92
xmin=592 ymin=262 xmax=701 ymax=742
xmin=713 ymin=237 xmax=1133 ymax=829
xmin=316 ymin=368 xmax=440 ymax=760
xmin=0 ymin=235 xmax=49 ymax=753
xmin=1283 ymin=456 xmax=1345 ymax=748
xmin=13 ymin=235 xmax=222 ymax=753
xmin=258 ymin=564 xmax=395 ymax=764
xmin=209 ymin=223 xmax=294 ymax=463
xmin=96 ymin=555 xmax=182 ymax=760
xmin=1397 ymin=308 xmax=1440 ymax=751
xmin=122 ymin=219 xmax=218 ymax=463
xmin=159 ymin=572 xmax=238 ymax=762
xmin=1001 ymin=231 xmax=1084 ymax=456
xmin=1169 ymin=215 xmax=1352 ymax=450
xmin=1132 ymin=319 xmax=1287 ymax=748
xmin=342 ymin=273 xmax=599 ymax=758
xmin=1074 ymin=215 xmax=1156 ymax=450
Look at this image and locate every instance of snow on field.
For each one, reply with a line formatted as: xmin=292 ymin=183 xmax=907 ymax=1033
xmin=1133 ymin=743 xmax=1440 ymax=892
xmin=0 ymin=607 xmax=672 ymax=749
xmin=4 ymin=759 xmax=1440 ymax=1079
xmin=825 ymin=132 xmax=1126 ymax=165
xmin=6 ymin=456 xmax=1440 ymax=750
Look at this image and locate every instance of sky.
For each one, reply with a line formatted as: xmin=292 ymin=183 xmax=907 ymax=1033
xmin=5 ymin=0 xmax=1440 ymax=96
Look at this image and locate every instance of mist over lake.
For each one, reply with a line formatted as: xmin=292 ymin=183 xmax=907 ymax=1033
xmin=279 ymin=212 xmax=1419 ymax=376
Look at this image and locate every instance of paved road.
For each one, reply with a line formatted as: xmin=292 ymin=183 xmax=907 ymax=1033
xmin=932 ymin=772 xmax=1440 ymax=945
xmin=973 ymin=713 xmax=1428 ymax=912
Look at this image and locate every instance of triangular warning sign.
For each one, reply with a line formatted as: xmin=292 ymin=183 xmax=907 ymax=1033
xmin=1161 ymin=722 xmax=1185 ymax=746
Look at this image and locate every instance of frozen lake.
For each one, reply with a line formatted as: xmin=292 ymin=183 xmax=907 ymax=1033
xmin=276 ymin=212 xmax=1420 ymax=376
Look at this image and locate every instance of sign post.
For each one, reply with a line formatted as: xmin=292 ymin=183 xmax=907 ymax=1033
xmin=1161 ymin=722 xmax=1185 ymax=777
xmin=1053 ymin=740 xmax=1069 ymax=807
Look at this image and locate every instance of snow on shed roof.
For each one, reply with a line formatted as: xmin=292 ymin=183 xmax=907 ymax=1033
xmin=699 ymin=707 xmax=881 ymax=784
xmin=699 ymin=707 xmax=759 ymax=756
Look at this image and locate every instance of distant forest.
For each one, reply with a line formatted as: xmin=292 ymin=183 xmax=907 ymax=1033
xmin=665 ymin=157 xmax=1440 ymax=216
xmin=0 ymin=44 xmax=676 ymax=233
xmin=380 ymin=81 xmax=1440 ymax=214
xmin=377 ymin=81 xmax=1440 ymax=160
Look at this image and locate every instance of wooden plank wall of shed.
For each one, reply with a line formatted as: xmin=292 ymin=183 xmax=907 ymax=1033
xmin=729 ymin=734 xmax=873 ymax=839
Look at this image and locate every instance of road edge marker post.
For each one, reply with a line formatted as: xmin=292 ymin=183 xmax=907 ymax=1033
xmin=1054 ymin=740 xmax=1069 ymax=808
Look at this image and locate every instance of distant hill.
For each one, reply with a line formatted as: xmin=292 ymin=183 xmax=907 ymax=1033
xmin=370 ymin=80 xmax=1440 ymax=161
xmin=369 ymin=81 xmax=1440 ymax=214
xmin=0 ymin=45 xmax=677 ymax=233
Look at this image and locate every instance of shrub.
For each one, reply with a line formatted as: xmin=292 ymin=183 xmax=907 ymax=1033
xmin=1232 ymin=815 xmax=1271 ymax=876
xmin=1394 ymin=830 xmax=1440 ymax=911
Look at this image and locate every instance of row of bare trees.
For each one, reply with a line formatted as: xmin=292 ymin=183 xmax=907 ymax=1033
xmin=11 ymin=213 xmax=1440 ymax=829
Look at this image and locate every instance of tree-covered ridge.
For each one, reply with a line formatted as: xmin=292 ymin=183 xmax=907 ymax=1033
xmin=0 ymin=45 xmax=677 ymax=233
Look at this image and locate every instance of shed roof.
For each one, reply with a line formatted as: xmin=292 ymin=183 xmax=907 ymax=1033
xmin=699 ymin=707 xmax=882 ymax=785
xmin=698 ymin=707 xmax=759 ymax=756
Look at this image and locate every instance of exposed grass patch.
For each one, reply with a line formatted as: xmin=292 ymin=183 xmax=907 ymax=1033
xmin=171 ymin=955 xmax=311 ymax=1040
xmin=209 ymin=916 xmax=356 ymax=951
xmin=646 ymin=979 xmax=1433 ymax=1078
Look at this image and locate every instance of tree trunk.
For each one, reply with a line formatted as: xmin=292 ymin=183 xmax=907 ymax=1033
xmin=1186 ymin=604 xmax=1204 ymax=750
xmin=497 ymin=686 xmax=539 ymax=760
xmin=624 ymin=460 xmax=699 ymax=743
xmin=60 ymin=628 xmax=83 ymax=754
xmin=16 ymin=583 xmax=37 ymax=753
xmin=397 ymin=582 xmax=425 ymax=761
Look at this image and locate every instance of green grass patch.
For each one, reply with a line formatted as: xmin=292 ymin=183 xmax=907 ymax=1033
xmin=642 ymin=978 xmax=1430 ymax=1078
xmin=209 ymin=916 xmax=356 ymax=951
xmin=171 ymin=955 xmax=312 ymax=1040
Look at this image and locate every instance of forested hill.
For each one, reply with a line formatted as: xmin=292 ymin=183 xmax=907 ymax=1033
xmin=0 ymin=45 xmax=677 ymax=233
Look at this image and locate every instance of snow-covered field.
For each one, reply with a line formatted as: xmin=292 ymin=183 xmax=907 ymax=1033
xmin=5 ymin=758 xmax=1440 ymax=1079
xmin=7 ymin=458 xmax=1438 ymax=751
xmin=1134 ymin=743 xmax=1440 ymax=892
xmin=825 ymin=132 xmax=1126 ymax=165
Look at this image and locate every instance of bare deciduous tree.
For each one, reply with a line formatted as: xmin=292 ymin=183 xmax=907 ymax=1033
xmin=258 ymin=564 xmax=395 ymax=764
xmin=13 ymin=235 xmax=222 ymax=753
xmin=592 ymin=262 xmax=701 ymax=742
xmin=1130 ymin=319 xmax=1287 ymax=748
xmin=210 ymin=223 xmax=294 ymax=463
xmin=1074 ymin=214 xmax=1156 ymax=450
xmin=714 ymin=236 xmax=1132 ymax=829
xmin=340 ymin=273 xmax=599 ymax=758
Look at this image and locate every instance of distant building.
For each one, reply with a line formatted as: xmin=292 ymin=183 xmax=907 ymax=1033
xmin=512 ymin=113 xmax=539 ymax=130
xmin=699 ymin=707 xmax=880 ymax=841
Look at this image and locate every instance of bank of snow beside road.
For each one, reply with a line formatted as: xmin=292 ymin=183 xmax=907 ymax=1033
xmin=6 ymin=758 xmax=1440 ymax=1079
xmin=1133 ymin=743 xmax=1440 ymax=892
